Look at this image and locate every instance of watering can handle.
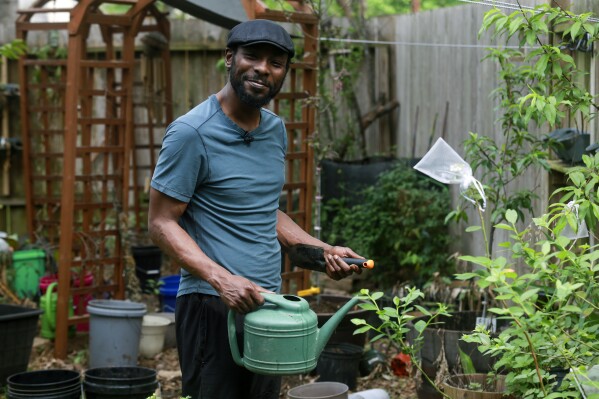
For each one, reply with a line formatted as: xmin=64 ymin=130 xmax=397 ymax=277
xmin=261 ymin=293 xmax=305 ymax=311
xmin=44 ymin=282 xmax=58 ymax=329
xmin=227 ymin=309 xmax=244 ymax=367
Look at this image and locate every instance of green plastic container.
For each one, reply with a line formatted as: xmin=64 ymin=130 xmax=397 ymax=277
xmin=10 ymin=250 xmax=46 ymax=299
xmin=40 ymin=282 xmax=74 ymax=339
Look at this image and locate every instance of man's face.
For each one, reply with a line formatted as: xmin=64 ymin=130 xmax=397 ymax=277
xmin=227 ymin=44 xmax=289 ymax=108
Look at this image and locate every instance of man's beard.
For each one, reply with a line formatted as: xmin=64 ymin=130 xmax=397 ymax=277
xmin=229 ymin=58 xmax=284 ymax=108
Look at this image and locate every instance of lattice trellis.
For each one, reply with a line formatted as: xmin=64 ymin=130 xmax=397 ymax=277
xmin=248 ymin=1 xmax=319 ymax=295
xmin=17 ymin=0 xmax=173 ymax=358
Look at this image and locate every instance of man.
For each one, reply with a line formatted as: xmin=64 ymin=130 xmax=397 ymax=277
xmin=148 ymin=19 xmax=363 ymax=399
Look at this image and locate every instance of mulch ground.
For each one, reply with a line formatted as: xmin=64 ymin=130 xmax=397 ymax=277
xmin=15 ymin=333 xmax=417 ymax=399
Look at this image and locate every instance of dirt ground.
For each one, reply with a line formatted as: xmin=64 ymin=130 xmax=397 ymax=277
xmin=22 ymin=332 xmax=417 ymax=399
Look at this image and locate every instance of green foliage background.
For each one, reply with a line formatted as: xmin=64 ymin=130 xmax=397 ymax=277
xmin=323 ymin=161 xmax=454 ymax=288
xmin=365 ymin=0 xmax=462 ymax=17
xmin=263 ymin=0 xmax=462 ymax=17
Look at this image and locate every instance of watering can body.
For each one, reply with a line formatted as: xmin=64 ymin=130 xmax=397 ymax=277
xmin=228 ymin=293 xmax=360 ymax=375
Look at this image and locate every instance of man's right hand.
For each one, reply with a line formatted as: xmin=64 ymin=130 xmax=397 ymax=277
xmin=215 ymin=274 xmax=272 ymax=314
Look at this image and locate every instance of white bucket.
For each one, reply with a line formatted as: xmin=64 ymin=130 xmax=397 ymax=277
xmin=139 ymin=315 xmax=171 ymax=358
xmin=149 ymin=312 xmax=176 ymax=348
xmin=288 ymin=382 xmax=348 ymax=399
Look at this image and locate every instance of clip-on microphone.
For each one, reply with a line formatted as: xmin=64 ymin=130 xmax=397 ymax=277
xmin=242 ymin=132 xmax=254 ymax=144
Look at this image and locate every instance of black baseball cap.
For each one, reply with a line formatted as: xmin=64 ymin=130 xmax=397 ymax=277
xmin=227 ymin=19 xmax=295 ymax=59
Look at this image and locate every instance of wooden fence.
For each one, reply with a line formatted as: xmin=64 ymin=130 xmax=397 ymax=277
xmin=365 ymin=0 xmax=599 ymax=257
xmin=2 ymin=1 xmax=599 ymax=258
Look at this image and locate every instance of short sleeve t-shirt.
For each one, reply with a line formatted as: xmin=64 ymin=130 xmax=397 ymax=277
xmin=151 ymin=95 xmax=288 ymax=296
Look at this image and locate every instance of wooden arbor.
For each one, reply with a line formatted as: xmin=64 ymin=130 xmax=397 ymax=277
xmin=17 ymin=0 xmax=318 ymax=358
xmin=17 ymin=0 xmax=173 ymax=358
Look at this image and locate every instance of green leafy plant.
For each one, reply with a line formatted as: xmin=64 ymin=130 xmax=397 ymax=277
xmin=456 ymin=153 xmax=599 ymax=399
xmin=448 ymin=3 xmax=599 ymax=255
xmin=352 ymin=287 xmax=451 ymax=397
xmin=325 ymin=160 xmax=454 ymax=287
xmin=0 ymin=39 xmax=26 ymax=60
xmin=449 ymin=5 xmax=599 ymax=398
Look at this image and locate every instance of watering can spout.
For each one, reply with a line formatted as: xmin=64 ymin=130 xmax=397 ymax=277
xmin=315 ymin=295 xmax=361 ymax=357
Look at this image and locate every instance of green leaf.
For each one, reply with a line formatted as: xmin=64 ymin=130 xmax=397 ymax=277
xmin=458 ymin=346 xmax=477 ymax=374
xmin=506 ymin=209 xmax=518 ymax=224
xmin=358 ymin=303 xmax=378 ymax=311
xmin=571 ymin=21 xmax=581 ymax=39
xmin=455 ymin=272 xmax=482 ymax=280
xmin=520 ymin=288 xmax=540 ymax=302
xmin=371 ymin=292 xmax=384 ymax=301
xmin=382 ymin=307 xmax=397 ymax=317
xmin=535 ymin=54 xmax=549 ymax=74
xmin=353 ymin=325 xmax=371 ymax=335
xmin=488 ymin=307 xmax=509 ymax=315
xmin=414 ymin=305 xmax=431 ymax=316
xmin=542 ymin=241 xmax=551 ymax=255
xmin=508 ymin=16 xmax=523 ymax=36
xmin=544 ymin=105 xmax=556 ymax=126
xmin=459 ymin=255 xmax=492 ymax=267
xmin=414 ymin=320 xmax=427 ymax=333
xmin=507 ymin=306 xmax=524 ymax=317
xmin=466 ymin=225 xmax=482 ymax=232
xmin=561 ymin=305 xmax=582 ymax=313
xmin=370 ymin=333 xmax=385 ymax=343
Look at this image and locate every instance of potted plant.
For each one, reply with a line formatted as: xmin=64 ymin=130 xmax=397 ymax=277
xmin=122 ymin=210 xmax=164 ymax=295
xmin=351 ymin=287 xmax=451 ymax=398
xmin=441 ymin=373 xmax=511 ymax=399
xmin=406 ymin=310 xmax=509 ymax=399
xmin=456 ymin=153 xmax=599 ymax=399
xmin=445 ymin=5 xmax=599 ymax=397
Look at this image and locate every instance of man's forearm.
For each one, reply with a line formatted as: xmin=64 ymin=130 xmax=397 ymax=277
xmin=276 ymin=210 xmax=331 ymax=250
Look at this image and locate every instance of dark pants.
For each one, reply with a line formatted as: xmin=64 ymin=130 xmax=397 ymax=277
xmin=175 ymin=293 xmax=281 ymax=399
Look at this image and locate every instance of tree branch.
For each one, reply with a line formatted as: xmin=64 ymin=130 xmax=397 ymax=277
xmin=360 ymin=100 xmax=399 ymax=130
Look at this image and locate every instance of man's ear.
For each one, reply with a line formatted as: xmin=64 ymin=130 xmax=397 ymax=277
xmin=225 ymin=48 xmax=234 ymax=70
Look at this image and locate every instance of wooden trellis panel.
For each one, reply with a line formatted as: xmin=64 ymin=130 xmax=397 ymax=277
xmin=17 ymin=0 xmax=172 ymax=358
xmin=246 ymin=1 xmax=319 ymax=294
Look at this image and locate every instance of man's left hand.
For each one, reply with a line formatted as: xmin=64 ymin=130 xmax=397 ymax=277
xmin=323 ymin=246 xmax=363 ymax=280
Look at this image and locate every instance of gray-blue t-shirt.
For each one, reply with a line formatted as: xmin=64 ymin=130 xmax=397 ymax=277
xmin=151 ymin=95 xmax=288 ymax=296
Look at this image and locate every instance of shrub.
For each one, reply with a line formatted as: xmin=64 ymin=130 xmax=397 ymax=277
xmin=324 ymin=160 xmax=454 ymax=288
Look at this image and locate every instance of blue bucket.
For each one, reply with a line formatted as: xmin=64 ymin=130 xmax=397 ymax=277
xmin=159 ymin=275 xmax=180 ymax=313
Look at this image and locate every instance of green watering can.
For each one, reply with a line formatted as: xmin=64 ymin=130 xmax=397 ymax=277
xmin=227 ymin=293 xmax=360 ymax=375
xmin=40 ymin=282 xmax=74 ymax=339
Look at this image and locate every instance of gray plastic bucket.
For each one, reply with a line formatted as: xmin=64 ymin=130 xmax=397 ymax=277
xmin=87 ymin=300 xmax=147 ymax=368
xmin=287 ymin=382 xmax=348 ymax=399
